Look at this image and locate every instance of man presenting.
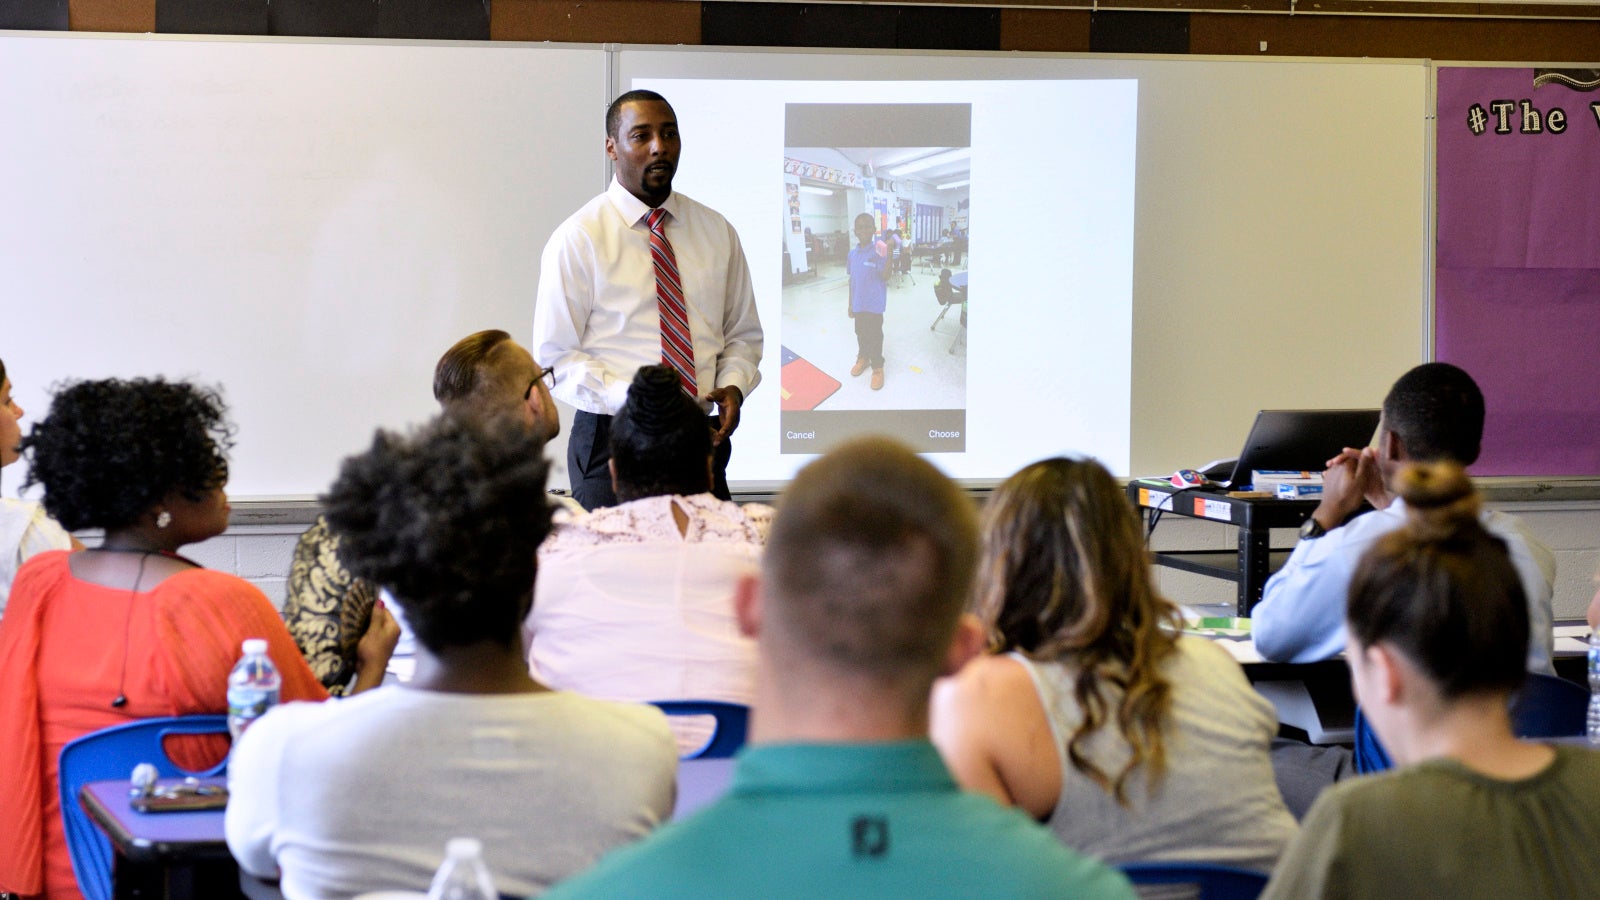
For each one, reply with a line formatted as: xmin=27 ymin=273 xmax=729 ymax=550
xmin=534 ymin=90 xmax=763 ymax=509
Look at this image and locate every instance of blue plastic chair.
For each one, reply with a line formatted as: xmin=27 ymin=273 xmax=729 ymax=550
xmin=1119 ymin=861 xmax=1268 ymax=899
xmin=647 ymin=700 xmax=749 ymax=760
xmin=1355 ymin=673 xmax=1589 ymax=774
xmin=57 ymin=715 xmax=230 ymax=900
xmin=1510 ymin=672 xmax=1589 ymax=737
xmin=1351 ymin=708 xmax=1392 ymax=774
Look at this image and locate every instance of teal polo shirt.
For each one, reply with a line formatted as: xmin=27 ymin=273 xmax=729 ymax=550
xmin=545 ymin=740 xmax=1135 ymax=899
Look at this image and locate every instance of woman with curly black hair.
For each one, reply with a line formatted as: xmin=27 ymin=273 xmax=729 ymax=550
xmin=226 ymin=414 xmax=676 ymax=899
xmin=0 ymin=377 xmax=394 ymax=900
xmin=0 ymin=357 xmax=77 ymax=618
xmin=931 ymin=457 xmax=1295 ymax=873
xmin=525 ymin=364 xmax=772 ymax=754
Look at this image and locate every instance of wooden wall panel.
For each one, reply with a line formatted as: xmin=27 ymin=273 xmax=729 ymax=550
xmin=0 ymin=0 xmax=69 ymax=30
xmin=701 ymin=2 xmax=896 ymax=47
xmin=700 ymin=2 xmax=999 ymax=49
xmin=893 ymin=3 xmax=1001 ymax=49
xmin=1000 ymin=9 xmax=1092 ymax=52
xmin=70 ymin=0 xmax=153 ymax=32
xmin=492 ymin=0 xmax=701 ymax=44
xmin=55 ymin=0 xmax=1600 ymax=62
xmin=156 ymin=0 xmax=269 ymax=36
xmin=1191 ymin=13 xmax=1600 ymax=62
xmin=1090 ymin=10 xmax=1190 ymax=52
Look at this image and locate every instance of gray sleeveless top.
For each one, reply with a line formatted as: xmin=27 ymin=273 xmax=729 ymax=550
xmin=1012 ymin=635 xmax=1297 ymax=873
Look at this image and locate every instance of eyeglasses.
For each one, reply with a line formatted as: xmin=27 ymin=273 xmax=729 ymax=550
xmin=525 ymin=365 xmax=556 ymax=400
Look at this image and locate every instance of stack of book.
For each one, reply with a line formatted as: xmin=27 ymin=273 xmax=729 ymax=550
xmin=1251 ymin=470 xmax=1324 ymax=499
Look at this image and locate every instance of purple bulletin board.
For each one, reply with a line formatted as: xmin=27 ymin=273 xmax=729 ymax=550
xmin=1435 ymin=66 xmax=1600 ymax=476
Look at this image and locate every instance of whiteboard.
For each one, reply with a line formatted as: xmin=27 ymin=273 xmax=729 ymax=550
xmin=3 ymin=33 xmax=606 ymax=499
xmin=617 ymin=48 xmax=1430 ymax=478
xmin=2 ymin=36 xmax=1429 ymax=500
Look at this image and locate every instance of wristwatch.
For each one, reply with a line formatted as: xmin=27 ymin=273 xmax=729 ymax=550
xmin=1299 ymin=516 xmax=1328 ymax=540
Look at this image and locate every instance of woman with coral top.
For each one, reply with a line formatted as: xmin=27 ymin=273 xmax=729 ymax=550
xmin=0 ymin=377 xmax=396 ymax=900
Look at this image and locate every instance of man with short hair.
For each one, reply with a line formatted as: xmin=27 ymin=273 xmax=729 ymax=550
xmin=1254 ymin=362 xmax=1556 ymax=671
xmin=283 ymin=329 xmax=567 ymax=694
xmin=534 ymin=89 xmax=763 ymax=509
xmin=546 ymin=437 xmax=1135 ymax=899
xmin=432 ymin=328 xmax=560 ymax=442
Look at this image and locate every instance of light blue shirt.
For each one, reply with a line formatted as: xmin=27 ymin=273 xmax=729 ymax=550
xmin=1253 ymin=499 xmax=1555 ymax=672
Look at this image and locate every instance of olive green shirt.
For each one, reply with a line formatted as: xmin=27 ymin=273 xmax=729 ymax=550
xmin=1264 ymin=743 xmax=1600 ymax=899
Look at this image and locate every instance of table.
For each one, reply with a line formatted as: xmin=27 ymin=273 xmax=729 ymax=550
xmin=917 ymin=241 xmax=956 ymax=271
xmin=1128 ymin=479 xmax=1319 ymax=617
xmin=674 ymin=757 xmax=736 ymax=820
xmin=1205 ymin=624 xmax=1592 ymax=745
xmin=79 ymin=778 xmax=249 ymax=899
xmin=78 ymin=759 xmax=738 ymax=899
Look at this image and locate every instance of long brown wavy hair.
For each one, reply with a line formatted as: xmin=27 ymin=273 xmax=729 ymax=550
xmin=975 ymin=457 xmax=1181 ymax=805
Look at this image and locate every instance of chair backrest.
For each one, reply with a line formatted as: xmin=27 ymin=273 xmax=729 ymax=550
xmin=933 ymin=281 xmax=956 ymax=306
xmin=1351 ymin=707 xmax=1393 ymax=774
xmin=1118 ymin=861 xmax=1268 ymax=900
xmin=57 ymin=715 xmax=230 ymax=900
xmin=1510 ymin=672 xmax=1589 ymax=738
xmin=1355 ymin=673 xmax=1589 ymax=775
xmin=647 ymin=700 xmax=749 ymax=760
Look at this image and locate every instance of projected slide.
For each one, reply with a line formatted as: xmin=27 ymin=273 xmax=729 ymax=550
xmin=782 ymin=102 xmax=970 ymax=454
xmin=635 ymin=77 xmax=1137 ymax=486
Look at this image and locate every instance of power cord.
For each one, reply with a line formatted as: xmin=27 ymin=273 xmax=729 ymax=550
xmin=1142 ymin=484 xmax=1212 ymax=544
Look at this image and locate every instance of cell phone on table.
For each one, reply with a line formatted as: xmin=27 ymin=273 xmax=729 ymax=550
xmin=130 ymin=782 xmax=228 ymax=813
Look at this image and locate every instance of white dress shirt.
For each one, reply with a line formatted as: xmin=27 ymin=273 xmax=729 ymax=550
xmin=533 ymin=178 xmax=763 ymax=415
xmin=1253 ymin=498 xmax=1556 ymax=672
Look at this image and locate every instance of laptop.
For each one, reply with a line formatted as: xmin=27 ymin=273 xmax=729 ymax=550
xmin=1202 ymin=409 xmax=1381 ymax=489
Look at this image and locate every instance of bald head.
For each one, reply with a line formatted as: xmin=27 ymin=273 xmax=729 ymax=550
xmin=763 ymin=438 xmax=978 ymax=685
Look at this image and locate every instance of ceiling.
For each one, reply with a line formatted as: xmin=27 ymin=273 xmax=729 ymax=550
xmin=817 ymin=146 xmax=970 ymax=190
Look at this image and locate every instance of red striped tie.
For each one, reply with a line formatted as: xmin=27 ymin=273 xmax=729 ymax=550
xmin=647 ymin=208 xmax=695 ymax=397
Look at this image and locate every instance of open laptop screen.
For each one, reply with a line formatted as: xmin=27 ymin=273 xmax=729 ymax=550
xmin=1220 ymin=409 xmax=1381 ymax=488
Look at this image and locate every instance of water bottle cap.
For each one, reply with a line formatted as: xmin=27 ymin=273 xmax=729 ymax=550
xmin=242 ymin=638 xmax=268 ymax=655
xmin=445 ymin=837 xmax=482 ymax=857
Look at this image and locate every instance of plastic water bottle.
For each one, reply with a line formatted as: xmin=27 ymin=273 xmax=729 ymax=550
xmin=227 ymin=638 xmax=281 ymax=742
xmin=426 ymin=837 xmax=497 ymax=900
xmin=1588 ymin=630 xmax=1600 ymax=746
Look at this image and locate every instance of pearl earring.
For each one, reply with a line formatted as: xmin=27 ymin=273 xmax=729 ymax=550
xmin=156 ymin=510 xmax=172 ymax=529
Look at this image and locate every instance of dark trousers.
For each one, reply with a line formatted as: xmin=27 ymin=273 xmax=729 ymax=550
xmin=854 ymin=311 xmax=885 ymax=369
xmin=569 ymin=410 xmax=732 ymax=510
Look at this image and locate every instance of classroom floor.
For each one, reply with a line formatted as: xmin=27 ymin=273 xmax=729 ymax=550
xmin=780 ymin=257 xmax=966 ymax=411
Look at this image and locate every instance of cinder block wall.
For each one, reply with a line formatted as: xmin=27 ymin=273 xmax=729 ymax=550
xmin=188 ymin=524 xmax=305 ymax=610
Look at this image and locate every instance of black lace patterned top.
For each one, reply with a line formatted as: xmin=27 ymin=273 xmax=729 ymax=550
xmin=283 ymin=517 xmax=376 ymax=696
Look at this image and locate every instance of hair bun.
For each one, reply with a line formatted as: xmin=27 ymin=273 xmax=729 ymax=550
xmin=624 ymin=365 xmax=696 ymax=437
xmin=1395 ymin=461 xmax=1479 ymax=541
